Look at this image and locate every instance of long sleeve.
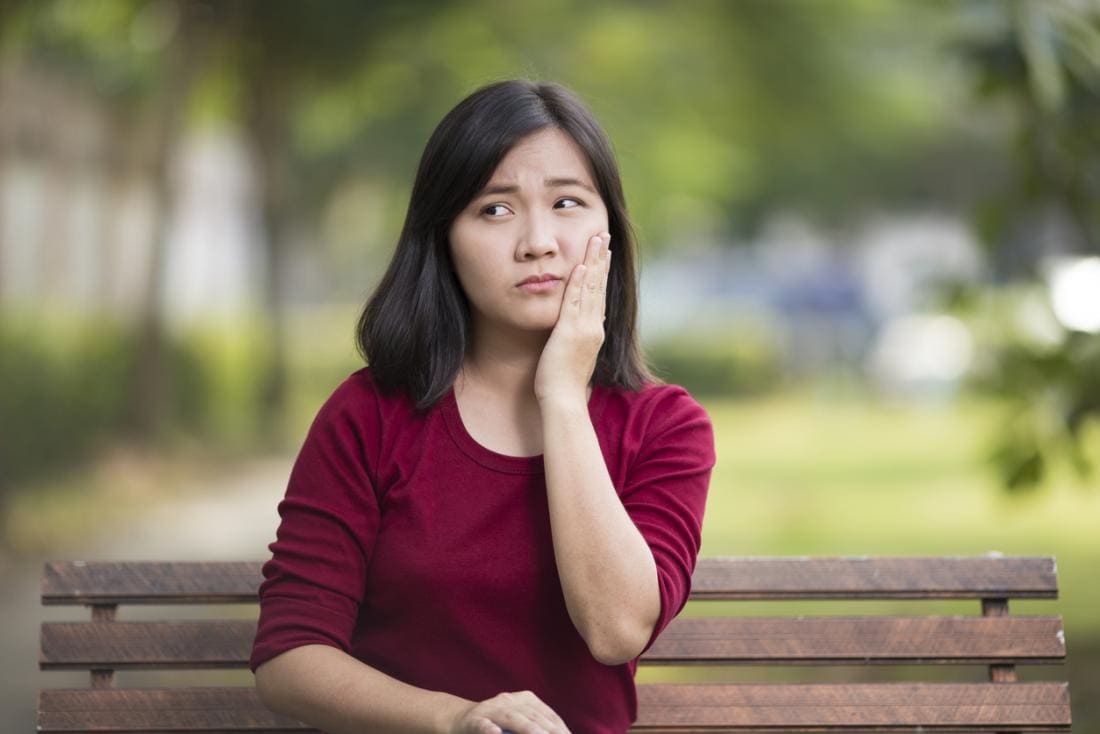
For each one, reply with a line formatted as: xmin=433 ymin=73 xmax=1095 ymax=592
xmin=249 ymin=382 xmax=382 ymax=672
xmin=619 ymin=386 xmax=716 ymax=656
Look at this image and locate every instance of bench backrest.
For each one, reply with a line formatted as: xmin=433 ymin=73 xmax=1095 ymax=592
xmin=38 ymin=556 xmax=1072 ymax=732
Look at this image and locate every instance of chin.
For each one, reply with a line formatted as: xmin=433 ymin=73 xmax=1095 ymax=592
xmin=507 ymin=313 xmax=557 ymax=333
xmin=510 ymin=305 xmax=561 ymax=332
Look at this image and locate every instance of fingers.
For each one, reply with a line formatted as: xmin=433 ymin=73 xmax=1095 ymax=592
xmin=567 ymin=232 xmax=611 ymax=314
xmin=566 ymin=260 xmax=586 ymax=309
xmin=584 ymin=231 xmax=610 ymax=322
xmin=459 ymin=690 xmax=571 ymax=734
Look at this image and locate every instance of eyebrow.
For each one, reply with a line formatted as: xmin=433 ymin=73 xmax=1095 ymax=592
xmin=477 ymin=176 xmax=598 ymax=198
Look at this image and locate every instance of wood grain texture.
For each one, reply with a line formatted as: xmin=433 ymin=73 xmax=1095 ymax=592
xmin=42 ymin=562 xmax=262 ymax=606
xmin=42 ymin=556 xmax=1059 ymax=605
xmin=38 ymin=687 xmax=312 ymax=731
xmin=41 ymin=616 xmax=1066 ymax=669
xmin=643 ymin=615 xmax=1066 ymax=665
xmin=633 ymin=683 xmax=1072 ymax=731
xmin=690 ymin=557 xmax=1058 ymax=599
xmin=38 ymin=683 xmax=1071 ymax=732
xmin=41 ymin=621 xmax=256 ymax=669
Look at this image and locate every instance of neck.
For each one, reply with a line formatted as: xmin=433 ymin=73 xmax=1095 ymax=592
xmin=459 ymin=325 xmax=548 ymax=404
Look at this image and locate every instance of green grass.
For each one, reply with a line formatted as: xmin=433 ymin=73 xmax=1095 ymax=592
xmin=690 ymin=385 xmax=1100 ymax=631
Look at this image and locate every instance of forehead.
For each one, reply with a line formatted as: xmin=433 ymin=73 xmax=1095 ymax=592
xmin=488 ymin=127 xmax=595 ymax=184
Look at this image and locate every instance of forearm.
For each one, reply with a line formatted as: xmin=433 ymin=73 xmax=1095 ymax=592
xmin=540 ymin=396 xmax=660 ymax=665
xmin=254 ymin=644 xmax=473 ymax=734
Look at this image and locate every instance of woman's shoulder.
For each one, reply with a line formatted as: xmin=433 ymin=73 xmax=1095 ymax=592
xmin=599 ymin=379 xmax=712 ymax=434
xmin=313 ymin=366 xmax=422 ymax=428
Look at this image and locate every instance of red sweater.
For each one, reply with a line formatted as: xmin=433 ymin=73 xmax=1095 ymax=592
xmin=250 ymin=368 xmax=715 ymax=733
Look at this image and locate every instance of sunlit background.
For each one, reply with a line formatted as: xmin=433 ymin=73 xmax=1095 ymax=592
xmin=1 ymin=0 xmax=1098 ymax=730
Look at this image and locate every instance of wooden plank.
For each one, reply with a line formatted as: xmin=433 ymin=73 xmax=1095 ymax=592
xmin=41 ymin=616 xmax=1067 ymax=670
xmin=644 ymin=615 xmax=1067 ymax=665
xmin=42 ymin=562 xmax=263 ymax=606
xmin=633 ymin=682 xmax=1072 ymax=732
xmin=41 ymin=621 xmax=256 ymax=670
xmin=38 ymin=684 xmax=1071 ymax=732
xmin=38 ymin=687 xmax=312 ymax=732
xmin=691 ymin=556 xmax=1058 ymax=599
xmin=42 ymin=557 xmax=1058 ymax=605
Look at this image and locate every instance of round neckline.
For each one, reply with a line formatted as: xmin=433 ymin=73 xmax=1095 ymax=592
xmin=441 ymin=383 xmax=606 ymax=475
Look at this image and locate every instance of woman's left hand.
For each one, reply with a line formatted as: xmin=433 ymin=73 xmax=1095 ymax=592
xmin=534 ymin=231 xmax=611 ymax=406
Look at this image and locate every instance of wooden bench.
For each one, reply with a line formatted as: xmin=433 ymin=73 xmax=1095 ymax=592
xmin=38 ymin=555 xmax=1072 ymax=732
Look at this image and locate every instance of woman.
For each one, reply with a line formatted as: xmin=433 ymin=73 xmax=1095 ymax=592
xmin=250 ymin=79 xmax=715 ymax=734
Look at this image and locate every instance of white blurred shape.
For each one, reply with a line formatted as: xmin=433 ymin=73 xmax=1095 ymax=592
xmin=856 ymin=214 xmax=983 ymax=321
xmin=869 ymin=314 xmax=974 ymax=390
xmin=1047 ymin=256 xmax=1100 ymax=334
xmin=163 ymin=130 xmax=263 ymax=328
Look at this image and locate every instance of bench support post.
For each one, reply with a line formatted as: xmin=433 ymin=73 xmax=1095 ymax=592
xmin=981 ymin=598 xmax=1018 ymax=683
xmin=983 ymin=597 xmax=1020 ymax=734
xmin=89 ymin=604 xmax=118 ymax=689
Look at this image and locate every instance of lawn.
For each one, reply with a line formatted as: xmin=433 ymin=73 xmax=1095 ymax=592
xmin=694 ymin=388 xmax=1099 ymax=626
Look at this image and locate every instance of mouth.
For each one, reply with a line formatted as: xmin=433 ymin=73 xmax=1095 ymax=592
xmin=516 ymin=276 xmax=562 ymax=293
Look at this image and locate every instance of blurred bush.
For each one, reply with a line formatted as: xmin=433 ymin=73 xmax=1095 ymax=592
xmin=0 ymin=317 xmax=270 ymax=494
xmin=645 ymin=330 xmax=783 ymax=398
xmin=953 ymin=283 xmax=1100 ymax=491
xmin=0 ymin=320 xmax=132 ymax=488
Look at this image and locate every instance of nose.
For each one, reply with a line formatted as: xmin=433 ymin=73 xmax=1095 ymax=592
xmin=515 ymin=211 xmax=560 ymax=261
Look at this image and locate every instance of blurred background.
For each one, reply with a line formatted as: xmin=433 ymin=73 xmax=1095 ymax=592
xmin=1 ymin=0 xmax=1098 ymax=730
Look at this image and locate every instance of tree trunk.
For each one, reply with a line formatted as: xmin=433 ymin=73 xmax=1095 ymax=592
xmin=130 ymin=1 xmax=204 ymax=440
xmin=248 ymin=78 xmax=292 ymax=444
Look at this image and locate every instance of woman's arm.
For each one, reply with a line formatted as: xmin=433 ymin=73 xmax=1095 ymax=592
xmin=540 ymin=398 xmax=661 ymax=666
xmin=255 ymin=645 xmax=469 ymax=734
xmin=534 ymin=233 xmax=661 ymax=665
xmin=256 ymin=645 xmax=571 ymax=734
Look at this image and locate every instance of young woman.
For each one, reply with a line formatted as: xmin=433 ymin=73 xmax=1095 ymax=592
xmin=250 ymin=79 xmax=715 ymax=734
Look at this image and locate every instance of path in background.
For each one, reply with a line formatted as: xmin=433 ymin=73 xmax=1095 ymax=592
xmin=0 ymin=456 xmax=292 ymax=733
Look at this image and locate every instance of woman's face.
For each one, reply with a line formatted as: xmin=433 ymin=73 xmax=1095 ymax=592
xmin=448 ymin=127 xmax=610 ymax=338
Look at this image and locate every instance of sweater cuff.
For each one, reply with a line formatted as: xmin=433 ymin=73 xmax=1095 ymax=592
xmin=638 ymin=563 xmax=688 ymax=658
xmin=249 ymin=594 xmax=358 ymax=673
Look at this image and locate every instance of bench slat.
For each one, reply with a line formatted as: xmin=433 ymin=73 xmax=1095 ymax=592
xmin=38 ymin=687 xmax=310 ymax=732
xmin=42 ymin=562 xmax=262 ymax=606
xmin=41 ymin=616 xmax=1066 ymax=669
xmin=38 ymin=683 xmax=1071 ymax=732
xmin=42 ymin=556 xmax=1058 ymax=605
xmin=41 ymin=621 xmax=255 ymax=670
xmin=644 ymin=615 xmax=1066 ymax=664
xmin=635 ymin=682 xmax=1072 ymax=731
xmin=691 ymin=556 xmax=1058 ymax=599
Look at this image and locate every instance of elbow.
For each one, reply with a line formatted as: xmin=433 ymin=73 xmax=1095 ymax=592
xmin=254 ymin=661 xmax=284 ymax=714
xmin=584 ymin=620 xmax=654 ymax=666
xmin=253 ymin=653 xmax=304 ymax=718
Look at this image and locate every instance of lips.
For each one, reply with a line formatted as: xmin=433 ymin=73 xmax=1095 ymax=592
xmin=516 ymin=274 xmax=563 ymax=286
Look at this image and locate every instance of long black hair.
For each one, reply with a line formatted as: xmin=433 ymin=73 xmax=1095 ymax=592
xmin=357 ymin=79 xmax=658 ymax=411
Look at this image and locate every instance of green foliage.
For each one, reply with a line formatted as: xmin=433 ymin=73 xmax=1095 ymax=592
xmin=0 ymin=318 xmax=270 ymax=493
xmin=0 ymin=320 xmax=132 ymax=489
xmin=952 ymin=0 xmax=1100 ymax=492
xmin=963 ymin=0 xmax=1100 ymax=264
xmin=974 ymin=331 xmax=1099 ymax=492
xmin=645 ymin=330 xmax=783 ymax=398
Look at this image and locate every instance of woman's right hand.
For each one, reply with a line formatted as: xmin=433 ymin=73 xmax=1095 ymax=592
xmin=448 ymin=690 xmax=571 ymax=734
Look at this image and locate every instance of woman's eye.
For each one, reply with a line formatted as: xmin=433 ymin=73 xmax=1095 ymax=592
xmin=482 ymin=204 xmax=510 ymax=217
xmin=556 ymin=198 xmax=582 ymax=209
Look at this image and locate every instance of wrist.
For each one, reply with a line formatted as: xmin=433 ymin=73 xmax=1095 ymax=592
xmin=433 ymin=693 xmax=474 ymax=734
xmin=537 ymin=390 xmax=589 ymax=413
